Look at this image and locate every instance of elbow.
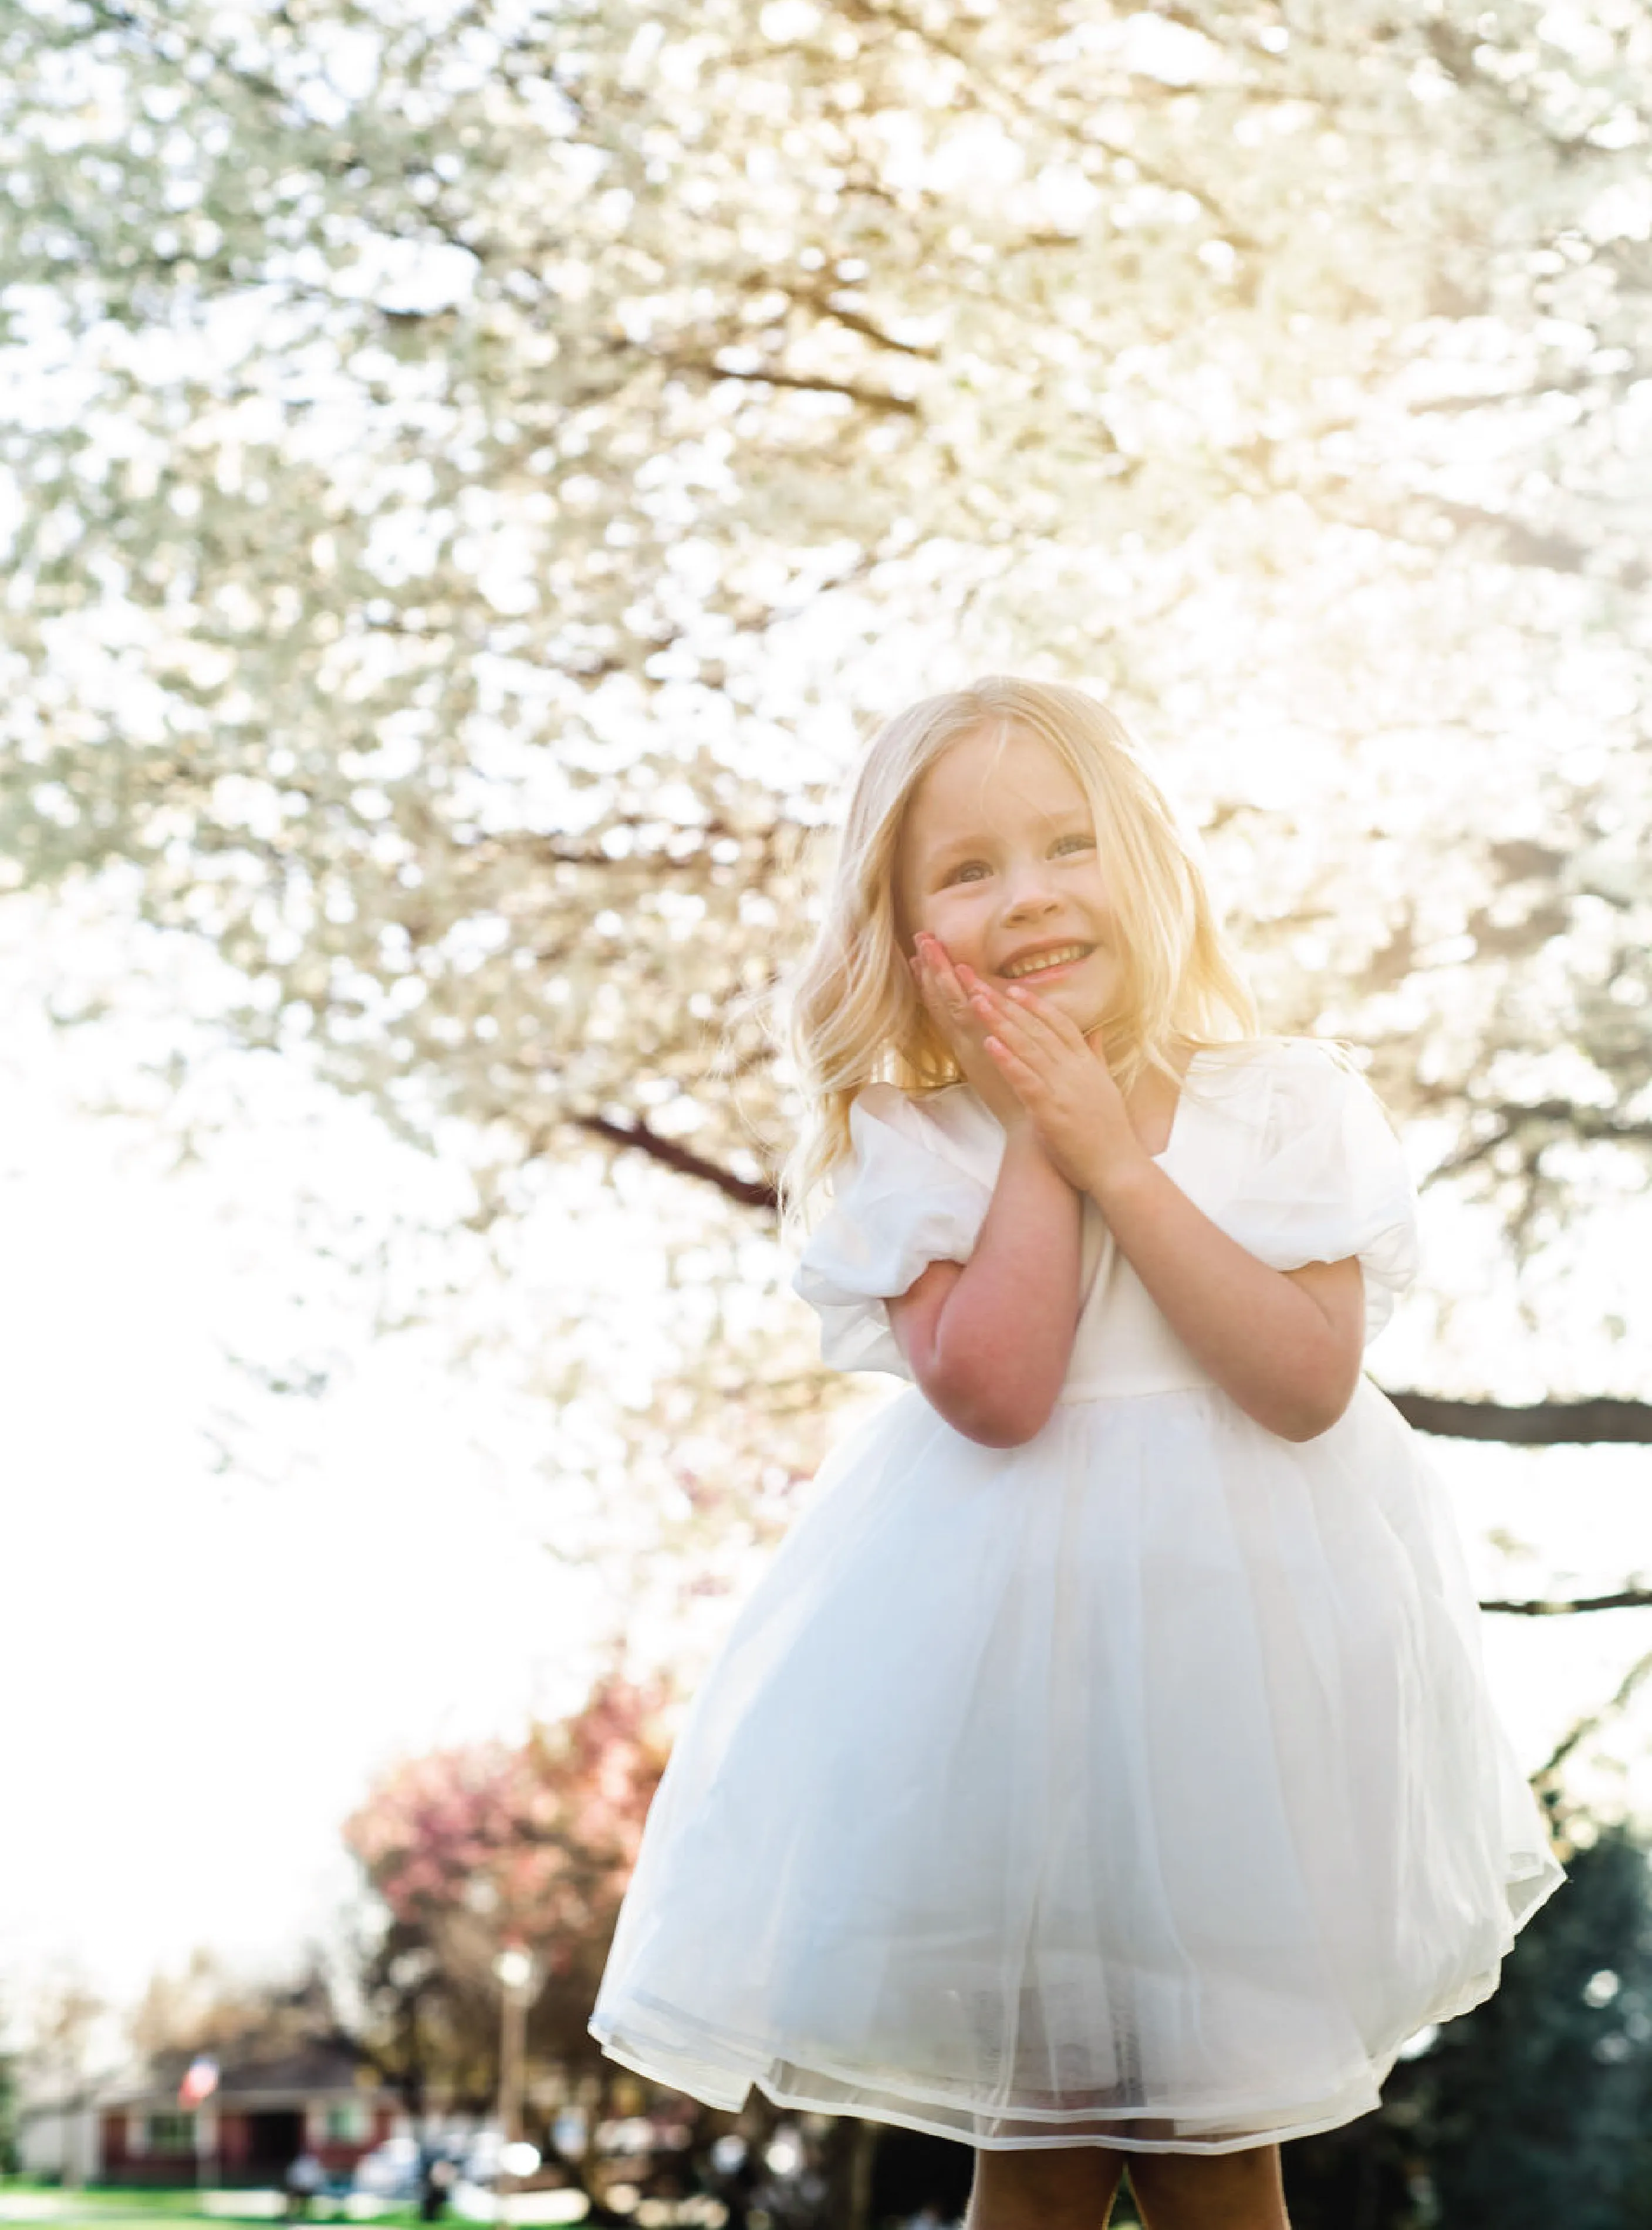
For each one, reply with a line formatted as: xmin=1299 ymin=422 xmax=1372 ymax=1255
xmin=959 ymin=1405 xmax=1050 ymax=1450
xmin=1275 ymin=1407 xmax=1340 ymax=1445
xmin=1258 ymin=1318 xmax=1366 ymax=1444
xmin=1272 ymin=1377 xmax=1360 ymax=1444
xmin=903 ymin=1305 xmax=1064 ymax=1447
xmin=920 ymin=1366 xmax=1054 ymax=1450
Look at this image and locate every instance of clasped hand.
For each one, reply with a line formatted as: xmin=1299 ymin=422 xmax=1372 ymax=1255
xmin=907 ymin=931 xmax=1139 ymax=1195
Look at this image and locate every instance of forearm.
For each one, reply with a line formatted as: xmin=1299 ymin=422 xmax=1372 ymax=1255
xmin=907 ymin=1127 xmax=1083 ymax=1444
xmin=1090 ymin=1152 xmax=1362 ymax=1441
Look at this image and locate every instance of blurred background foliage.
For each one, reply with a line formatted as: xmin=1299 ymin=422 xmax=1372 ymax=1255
xmin=4 ymin=0 xmax=1649 ymax=1302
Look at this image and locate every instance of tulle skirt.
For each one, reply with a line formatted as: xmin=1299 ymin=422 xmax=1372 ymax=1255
xmin=588 ymin=1380 xmax=1565 ymax=2153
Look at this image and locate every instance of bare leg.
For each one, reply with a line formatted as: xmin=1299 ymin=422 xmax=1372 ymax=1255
xmin=1126 ymin=2142 xmax=1290 ymax=2230
xmin=966 ymin=2143 xmax=1127 ymax=2230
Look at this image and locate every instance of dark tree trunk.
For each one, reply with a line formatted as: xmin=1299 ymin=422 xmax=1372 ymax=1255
xmin=824 ymin=2117 xmax=879 ymax=2230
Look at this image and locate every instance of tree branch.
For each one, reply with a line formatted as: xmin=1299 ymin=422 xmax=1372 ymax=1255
xmin=1481 ymin=1587 xmax=1652 ymax=1617
xmin=1532 ymin=1643 xmax=1652 ymax=1793
xmin=573 ymin=1114 xmax=776 ymax=1211
xmin=1386 ymin=1393 xmax=1652 ymax=1444
xmin=1431 ymin=499 xmax=1650 ymax=591
xmin=661 ymin=355 xmax=919 ymax=416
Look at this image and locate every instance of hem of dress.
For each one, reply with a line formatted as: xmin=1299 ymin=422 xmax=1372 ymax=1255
xmin=587 ymin=2011 xmax=1386 ymax=2154
xmin=1413 ymin=1846 xmax=1568 ymax=2035
xmin=589 ymin=1855 xmax=1570 ymax=2155
xmin=748 ymin=2069 xmax=1381 ymax=2157
xmin=588 ymin=1855 xmax=1569 ymax=2150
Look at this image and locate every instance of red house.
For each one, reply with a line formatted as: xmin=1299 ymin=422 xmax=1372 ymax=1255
xmin=96 ymin=2042 xmax=405 ymax=2188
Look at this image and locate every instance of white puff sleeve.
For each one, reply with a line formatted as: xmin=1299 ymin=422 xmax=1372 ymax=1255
xmin=1215 ymin=1042 xmax=1420 ymax=1346
xmin=791 ymin=1083 xmax=995 ymax=1378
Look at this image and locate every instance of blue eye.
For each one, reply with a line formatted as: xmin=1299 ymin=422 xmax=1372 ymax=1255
xmin=940 ymin=835 xmax=1089 ymax=887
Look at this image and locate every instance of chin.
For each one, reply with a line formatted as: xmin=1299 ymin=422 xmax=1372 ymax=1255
xmin=1052 ymin=973 xmax=1114 ymax=1028
xmin=1032 ymin=993 xmax=1097 ymax=1040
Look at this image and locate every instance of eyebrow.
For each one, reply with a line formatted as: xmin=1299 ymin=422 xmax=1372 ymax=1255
xmin=921 ymin=807 xmax=1093 ymax=867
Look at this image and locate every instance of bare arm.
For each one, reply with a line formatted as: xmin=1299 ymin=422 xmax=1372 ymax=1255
xmin=884 ymin=930 xmax=1087 ymax=1445
xmin=887 ymin=1127 xmax=1084 ymax=1448
xmin=1088 ymin=1157 xmax=1366 ymax=1442
xmin=965 ymin=977 xmax=1368 ymax=1443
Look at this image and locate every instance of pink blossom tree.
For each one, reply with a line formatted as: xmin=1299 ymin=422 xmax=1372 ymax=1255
xmin=343 ymin=1668 xmax=674 ymax=2104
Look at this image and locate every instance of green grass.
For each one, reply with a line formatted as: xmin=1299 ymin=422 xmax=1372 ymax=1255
xmin=0 ymin=2185 xmax=424 ymax=2229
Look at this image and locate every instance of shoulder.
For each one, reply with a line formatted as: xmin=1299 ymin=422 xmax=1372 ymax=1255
xmin=832 ymin=1080 xmax=1006 ymax=1204
xmin=1187 ymin=1036 xmax=1399 ymax=1149
xmin=1252 ymin=1036 xmax=1396 ymax=1121
xmin=847 ymin=1079 xmax=996 ymax=1155
xmin=1194 ymin=1032 xmax=1363 ymax=1079
xmin=844 ymin=1080 xmax=940 ymax=1157
xmin=1194 ymin=1033 xmax=1383 ymax=1098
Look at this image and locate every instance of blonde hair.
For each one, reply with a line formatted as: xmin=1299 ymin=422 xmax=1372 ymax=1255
xmin=769 ymin=676 xmax=1259 ymax=1241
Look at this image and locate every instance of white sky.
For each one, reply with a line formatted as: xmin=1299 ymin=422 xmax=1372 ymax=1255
xmin=0 ymin=893 xmax=637 ymax=2062
xmin=3 ymin=883 xmax=1651 ymax=2084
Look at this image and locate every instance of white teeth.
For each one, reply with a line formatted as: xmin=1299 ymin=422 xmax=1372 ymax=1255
xmin=1002 ymin=944 xmax=1089 ymax=979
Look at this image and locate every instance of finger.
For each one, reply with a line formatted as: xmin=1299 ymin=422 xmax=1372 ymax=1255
xmin=915 ymin=946 xmax=988 ymax=1065
xmin=920 ymin=934 xmax=969 ymax=1006
xmin=955 ymin=967 xmax=1008 ymax=1030
xmin=911 ymin=942 xmax=955 ymax=1011
xmin=926 ymin=951 xmax=986 ymax=1039
xmin=974 ymin=1005 xmax=1059 ymax=1090
xmin=958 ymin=964 xmax=1019 ymax=1013
xmin=1000 ymin=981 xmax=1085 ymax=1052
xmin=970 ymin=984 xmax=1046 ymax=1050
xmin=983 ymin=1033 xmax=1039 ymax=1093
xmin=957 ymin=961 xmax=1036 ymax=1019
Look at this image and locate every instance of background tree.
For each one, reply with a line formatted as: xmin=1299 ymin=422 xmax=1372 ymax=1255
xmin=342 ymin=1668 xmax=672 ymax=2118
xmin=18 ymin=1975 xmax=106 ymax=2107
xmin=340 ymin=1670 xmax=948 ymax=2230
xmin=7 ymin=1971 xmax=109 ymax=2191
xmin=1 ymin=0 xmax=1646 ymax=1697
xmin=127 ymin=1944 xmax=345 ymax=2066
xmin=1288 ymin=1804 xmax=1652 ymax=2230
xmin=2 ymin=0 xmax=1647 ymax=1430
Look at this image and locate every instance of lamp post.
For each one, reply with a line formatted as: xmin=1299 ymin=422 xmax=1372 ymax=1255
xmin=492 ymin=1945 xmax=540 ymax=2213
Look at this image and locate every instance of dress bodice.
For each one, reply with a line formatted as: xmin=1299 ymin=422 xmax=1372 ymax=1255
xmin=792 ymin=1038 xmax=1421 ymax=1398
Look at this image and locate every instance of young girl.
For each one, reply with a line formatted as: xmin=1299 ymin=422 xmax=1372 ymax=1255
xmin=588 ymin=676 xmax=1566 ymax=2230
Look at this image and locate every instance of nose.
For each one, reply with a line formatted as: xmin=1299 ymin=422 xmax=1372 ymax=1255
xmin=999 ymin=854 xmax=1061 ymax=918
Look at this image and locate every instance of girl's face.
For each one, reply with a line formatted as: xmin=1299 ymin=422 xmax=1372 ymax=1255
xmin=895 ymin=723 xmax=1123 ymax=1037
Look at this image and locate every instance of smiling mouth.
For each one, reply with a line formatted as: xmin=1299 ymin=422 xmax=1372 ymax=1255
xmin=998 ymin=943 xmax=1094 ymax=981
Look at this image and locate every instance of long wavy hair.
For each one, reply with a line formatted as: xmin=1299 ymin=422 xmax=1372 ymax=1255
xmin=770 ymin=676 xmax=1259 ymax=1241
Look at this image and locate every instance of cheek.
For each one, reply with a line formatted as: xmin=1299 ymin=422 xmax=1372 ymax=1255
xmin=925 ymin=894 xmax=989 ymax=952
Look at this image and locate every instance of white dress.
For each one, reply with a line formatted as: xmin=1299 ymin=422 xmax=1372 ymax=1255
xmin=587 ymin=1036 xmax=1566 ymax=2154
